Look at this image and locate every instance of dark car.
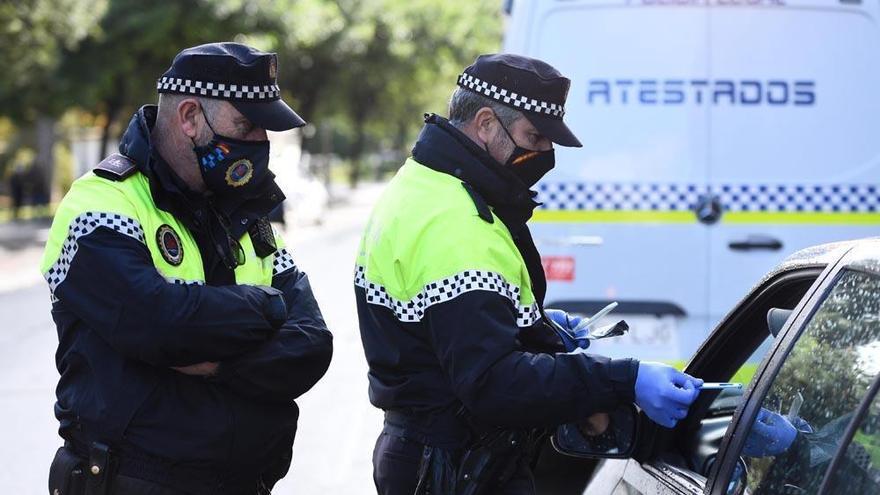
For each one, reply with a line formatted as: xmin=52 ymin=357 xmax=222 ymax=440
xmin=553 ymin=238 xmax=880 ymax=495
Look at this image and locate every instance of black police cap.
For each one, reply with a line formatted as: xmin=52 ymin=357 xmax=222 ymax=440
xmin=457 ymin=53 xmax=582 ymax=147
xmin=157 ymin=42 xmax=305 ymax=132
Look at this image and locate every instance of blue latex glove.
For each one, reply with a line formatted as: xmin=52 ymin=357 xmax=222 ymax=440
xmin=634 ymin=362 xmax=703 ymax=428
xmin=742 ymin=408 xmax=798 ymax=457
xmin=545 ymin=309 xmax=590 ymax=351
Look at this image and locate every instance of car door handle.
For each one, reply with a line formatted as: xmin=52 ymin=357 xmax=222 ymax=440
xmin=538 ymin=235 xmax=604 ymax=247
xmin=728 ymin=235 xmax=783 ymax=251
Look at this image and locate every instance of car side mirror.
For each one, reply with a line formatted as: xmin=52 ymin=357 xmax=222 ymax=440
xmin=766 ymin=307 xmax=793 ymax=337
xmin=551 ymin=404 xmax=639 ymax=459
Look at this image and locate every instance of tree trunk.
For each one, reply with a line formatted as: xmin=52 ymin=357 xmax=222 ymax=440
xmin=34 ymin=116 xmax=56 ymax=204
xmin=99 ymin=77 xmax=126 ymax=158
xmin=348 ymin=117 xmax=367 ymax=189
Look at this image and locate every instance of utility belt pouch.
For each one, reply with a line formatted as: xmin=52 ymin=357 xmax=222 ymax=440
xmin=49 ymin=446 xmax=86 ymax=495
xmin=455 ymin=429 xmax=526 ymax=495
xmin=84 ymin=442 xmax=112 ymax=495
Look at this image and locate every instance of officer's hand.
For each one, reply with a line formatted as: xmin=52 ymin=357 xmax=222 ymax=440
xmin=172 ymin=362 xmax=219 ymax=377
xmin=545 ymin=309 xmax=589 ymax=351
xmin=742 ymin=408 xmax=798 ymax=457
xmin=634 ymin=362 xmax=702 ymax=428
xmin=545 ymin=309 xmax=583 ymax=330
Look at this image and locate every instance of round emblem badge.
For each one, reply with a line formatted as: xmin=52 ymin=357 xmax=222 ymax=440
xmin=225 ymin=159 xmax=254 ymax=187
xmin=156 ymin=224 xmax=183 ymax=266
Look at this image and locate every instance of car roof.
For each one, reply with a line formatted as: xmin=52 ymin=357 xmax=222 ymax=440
xmin=840 ymin=237 xmax=880 ymax=276
xmin=776 ymin=237 xmax=880 ymax=275
xmin=730 ymin=238 xmax=875 ymax=316
xmin=755 ymin=239 xmax=858 ymax=288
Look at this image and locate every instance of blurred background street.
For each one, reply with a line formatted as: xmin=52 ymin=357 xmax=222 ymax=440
xmin=0 ymin=1 xmax=503 ymax=492
xmin=5 ymin=0 xmax=880 ymax=493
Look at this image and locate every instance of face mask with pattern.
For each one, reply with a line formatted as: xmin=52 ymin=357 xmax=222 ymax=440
xmin=192 ymin=109 xmax=271 ymax=196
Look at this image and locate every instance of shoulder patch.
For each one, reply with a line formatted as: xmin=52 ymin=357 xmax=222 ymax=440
xmin=248 ymin=216 xmax=277 ymax=258
xmin=461 ymin=182 xmax=494 ymax=224
xmin=94 ymin=153 xmax=136 ymax=182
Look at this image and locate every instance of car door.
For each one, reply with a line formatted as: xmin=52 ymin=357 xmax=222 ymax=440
xmin=709 ymin=242 xmax=880 ymax=495
xmin=816 ymin=374 xmax=880 ymax=495
xmin=584 ymin=245 xmax=840 ymax=495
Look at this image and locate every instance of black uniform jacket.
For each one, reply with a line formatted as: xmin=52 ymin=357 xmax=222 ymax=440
xmin=49 ymin=105 xmax=333 ymax=482
xmin=355 ymin=114 xmax=638 ymax=444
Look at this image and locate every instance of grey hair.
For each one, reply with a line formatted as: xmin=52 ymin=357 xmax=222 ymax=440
xmin=156 ymin=93 xmax=224 ymax=125
xmin=155 ymin=93 xmax=225 ymax=142
xmin=448 ymin=87 xmax=523 ymax=129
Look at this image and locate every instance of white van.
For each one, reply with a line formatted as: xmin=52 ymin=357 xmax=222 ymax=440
xmin=504 ymin=0 xmax=880 ymax=366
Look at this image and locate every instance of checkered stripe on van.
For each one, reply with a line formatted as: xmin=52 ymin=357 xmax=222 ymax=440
xmin=537 ymin=182 xmax=880 ymax=213
xmin=354 ymin=265 xmax=541 ymax=327
xmin=44 ymin=212 xmax=146 ymax=297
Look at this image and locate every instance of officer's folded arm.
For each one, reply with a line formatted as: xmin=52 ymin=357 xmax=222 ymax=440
xmin=425 ymin=289 xmax=638 ymax=429
xmin=209 ymin=265 xmax=334 ymax=404
xmin=56 ymin=226 xmax=282 ymax=367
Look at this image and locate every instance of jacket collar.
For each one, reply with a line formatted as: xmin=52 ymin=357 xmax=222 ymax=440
xmin=118 ymin=105 xmax=285 ymax=238
xmin=411 ymin=114 xmax=540 ymax=226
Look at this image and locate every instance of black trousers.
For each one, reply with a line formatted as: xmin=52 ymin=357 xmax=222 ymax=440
xmin=372 ymin=430 xmax=536 ymax=495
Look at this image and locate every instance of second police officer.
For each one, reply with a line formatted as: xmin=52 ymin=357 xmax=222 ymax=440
xmin=355 ymin=54 xmax=704 ymax=494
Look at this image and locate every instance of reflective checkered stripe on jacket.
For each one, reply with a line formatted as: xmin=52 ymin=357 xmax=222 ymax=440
xmin=354 ymin=266 xmax=541 ymax=327
xmin=354 ymin=158 xmax=540 ymax=328
xmin=41 ymin=169 xmax=291 ymax=299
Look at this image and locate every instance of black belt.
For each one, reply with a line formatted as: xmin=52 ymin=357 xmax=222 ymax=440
xmin=64 ymin=438 xmax=266 ymax=494
xmin=383 ymin=410 xmax=471 ymax=449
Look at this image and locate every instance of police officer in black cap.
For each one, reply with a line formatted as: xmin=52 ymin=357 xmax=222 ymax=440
xmin=43 ymin=42 xmax=333 ymax=494
xmin=354 ymin=54 xmax=702 ymax=494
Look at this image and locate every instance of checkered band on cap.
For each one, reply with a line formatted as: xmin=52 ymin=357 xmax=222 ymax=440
xmin=157 ymin=77 xmax=281 ymax=101
xmin=273 ymin=248 xmax=296 ymax=276
xmin=457 ymin=73 xmax=566 ymax=118
xmin=354 ymin=265 xmax=541 ymax=327
xmin=44 ymin=212 xmax=146 ymax=297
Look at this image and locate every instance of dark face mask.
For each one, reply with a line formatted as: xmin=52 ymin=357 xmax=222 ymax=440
xmin=493 ymin=115 xmax=555 ymax=188
xmin=192 ymin=110 xmax=270 ymax=196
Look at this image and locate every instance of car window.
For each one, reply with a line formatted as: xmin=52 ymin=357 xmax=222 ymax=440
xmin=663 ymin=273 xmax=816 ymax=480
xmin=707 ymin=340 xmax=774 ymax=417
xmin=733 ymin=269 xmax=880 ymax=495
xmin=821 ymin=385 xmax=880 ymax=494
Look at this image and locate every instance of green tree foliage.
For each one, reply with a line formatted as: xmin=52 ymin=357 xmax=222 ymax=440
xmin=0 ymin=0 xmax=106 ymax=198
xmin=1 ymin=0 xmax=503 ymax=186
xmin=239 ymin=0 xmax=504 ymax=184
xmin=0 ymin=0 xmax=106 ymax=121
xmin=56 ymin=0 xmax=275 ymax=156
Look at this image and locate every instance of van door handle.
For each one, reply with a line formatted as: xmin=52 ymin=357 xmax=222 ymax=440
xmin=728 ymin=235 xmax=783 ymax=251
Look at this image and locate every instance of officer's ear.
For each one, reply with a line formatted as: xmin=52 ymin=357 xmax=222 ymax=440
xmin=177 ymin=98 xmax=204 ymax=140
xmin=474 ymin=107 xmax=498 ymax=145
